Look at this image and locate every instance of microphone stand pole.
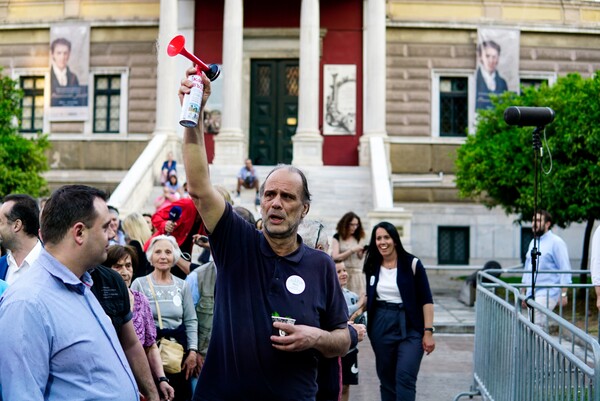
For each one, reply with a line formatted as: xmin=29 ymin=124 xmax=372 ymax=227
xmin=529 ymin=126 xmax=543 ymax=324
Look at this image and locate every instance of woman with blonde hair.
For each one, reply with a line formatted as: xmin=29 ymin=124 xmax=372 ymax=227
xmin=123 ymin=212 xmax=153 ymax=280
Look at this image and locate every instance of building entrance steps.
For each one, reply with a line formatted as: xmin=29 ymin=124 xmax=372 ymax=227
xmin=142 ymin=165 xmax=477 ymax=335
xmin=144 ymin=164 xmax=374 ymax=234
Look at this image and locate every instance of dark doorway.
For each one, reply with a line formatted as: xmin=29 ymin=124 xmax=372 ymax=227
xmin=249 ymin=59 xmax=299 ymax=165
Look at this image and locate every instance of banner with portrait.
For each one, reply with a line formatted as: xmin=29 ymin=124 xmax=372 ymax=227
xmin=49 ymin=24 xmax=90 ymax=121
xmin=475 ymin=28 xmax=520 ymax=110
xmin=323 ymin=64 xmax=356 ymax=135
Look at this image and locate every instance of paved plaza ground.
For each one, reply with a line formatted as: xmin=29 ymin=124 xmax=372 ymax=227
xmin=349 ymin=269 xmax=484 ymax=401
xmin=349 ymin=334 xmax=482 ymax=401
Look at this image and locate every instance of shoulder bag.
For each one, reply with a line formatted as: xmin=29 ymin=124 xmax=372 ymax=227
xmin=146 ymin=276 xmax=184 ymax=374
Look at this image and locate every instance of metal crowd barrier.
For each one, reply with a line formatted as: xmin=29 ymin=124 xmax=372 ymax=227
xmin=454 ymin=269 xmax=600 ymax=401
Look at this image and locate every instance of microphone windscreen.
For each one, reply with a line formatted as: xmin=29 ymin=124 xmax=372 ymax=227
xmin=168 ymin=205 xmax=182 ymax=222
xmin=504 ymin=106 xmax=555 ymax=127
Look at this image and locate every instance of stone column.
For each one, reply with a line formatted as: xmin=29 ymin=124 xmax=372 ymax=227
xmin=359 ymin=0 xmax=387 ymax=166
xmin=154 ymin=0 xmax=179 ymax=139
xmin=150 ymin=0 xmax=183 ymax=178
xmin=212 ymin=0 xmax=245 ymax=165
xmin=292 ymin=0 xmax=323 ymax=166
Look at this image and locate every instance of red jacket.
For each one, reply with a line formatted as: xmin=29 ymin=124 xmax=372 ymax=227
xmin=144 ymin=198 xmax=206 ymax=251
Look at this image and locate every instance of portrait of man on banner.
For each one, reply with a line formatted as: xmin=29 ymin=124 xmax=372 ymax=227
xmin=49 ymin=25 xmax=90 ymax=121
xmin=475 ymin=28 xmax=520 ymax=110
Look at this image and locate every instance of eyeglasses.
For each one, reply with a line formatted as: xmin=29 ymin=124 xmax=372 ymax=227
xmin=349 ymin=223 xmax=359 ymax=227
xmin=315 ymin=223 xmax=324 ymax=249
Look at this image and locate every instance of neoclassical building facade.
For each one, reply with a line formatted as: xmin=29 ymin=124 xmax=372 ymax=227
xmin=2 ymin=0 xmax=600 ymax=266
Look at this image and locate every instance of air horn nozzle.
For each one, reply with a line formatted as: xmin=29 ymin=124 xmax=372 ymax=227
xmin=167 ymin=35 xmax=220 ymax=81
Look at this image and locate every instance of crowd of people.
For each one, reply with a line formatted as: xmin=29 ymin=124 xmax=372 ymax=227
xmin=0 ymin=68 xmax=441 ymax=401
xmin=2 ymin=61 xmax=586 ymax=401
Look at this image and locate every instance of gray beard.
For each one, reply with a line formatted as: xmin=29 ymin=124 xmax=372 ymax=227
xmin=264 ymin=220 xmax=300 ymax=240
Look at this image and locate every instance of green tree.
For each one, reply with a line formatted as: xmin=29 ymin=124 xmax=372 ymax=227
xmin=456 ymin=73 xmax=600 ymax=270
xmin=0 ymin=68 xmax=50 ymax=197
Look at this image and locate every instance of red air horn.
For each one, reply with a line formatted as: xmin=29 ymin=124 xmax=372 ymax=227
xmin=167 ymin=35 xmax=220 ymax=81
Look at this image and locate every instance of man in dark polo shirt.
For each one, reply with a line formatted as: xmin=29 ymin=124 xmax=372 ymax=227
xmin=179 ymin=70 xmax=350 ymax=401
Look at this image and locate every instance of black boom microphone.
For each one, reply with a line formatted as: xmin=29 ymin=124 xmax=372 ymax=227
xmin=504 ymin=106 xmax=555 ymax=127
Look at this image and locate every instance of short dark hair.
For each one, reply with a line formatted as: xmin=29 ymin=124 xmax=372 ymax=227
xmin=105 ymin=245 xmax=138 ymax=272
xmin=477 ymin=40 xmax=501 ymax=56
xmin=259 ymin=164 xmax=312 ymax=204
xmin=50 ymin=37 xmax=72 ymax=53
xmin=2 ymin=194 xmax=40 ymax=237
xmin=536 ymin=210 xmax=553 ymax=227
xmin=41 ymin=185 xmax=107 ymax=245
xmin=108 ymin=205 xmax=119 ymax=215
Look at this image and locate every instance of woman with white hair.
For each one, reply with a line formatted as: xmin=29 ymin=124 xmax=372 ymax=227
xmin=131 ymin=235 xmax=198 ymax=401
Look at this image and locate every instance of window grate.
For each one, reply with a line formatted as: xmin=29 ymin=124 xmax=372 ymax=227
xmin=438 ymin=226 xmax=470 ymax=265
xmin=19 ymin=76 xmax=45 ymax=133
xmin=93 ymin=75 xmax=120 ymax=133
xmin=439 ymin=77 xmax=468 ymax=137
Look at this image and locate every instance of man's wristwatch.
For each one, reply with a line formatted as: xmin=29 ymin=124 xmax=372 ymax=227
xmin=158 ymin=376 xmax=170 ymax=384
xmin=424 ymin=327 xmax=435 ymax=333
xmin=561 ymin=292 xmax=568 ymax=298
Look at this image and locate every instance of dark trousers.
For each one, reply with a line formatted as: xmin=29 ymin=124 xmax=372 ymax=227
xmin=168 ymin=370 xmax=192 ymax=401
xmin=369 ymin=302 xmax=424 ymax=401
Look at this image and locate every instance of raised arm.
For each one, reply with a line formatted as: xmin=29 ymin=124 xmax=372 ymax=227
xmin=179 ymin=67 xmax=225 ymax=232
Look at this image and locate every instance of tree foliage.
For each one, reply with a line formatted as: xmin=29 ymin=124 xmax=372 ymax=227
xmin=0 ymin=68 xmax=49 ymax=197
xmin=455 ymin=73 xmax=600 ymax=229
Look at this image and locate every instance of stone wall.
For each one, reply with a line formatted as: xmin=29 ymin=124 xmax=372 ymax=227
xmin=386 ymin=28 xmax=600 ymax=142
xmin=387 ymin=27 xmax=600 ymax=203
xmin=47 ymin=139 xmax=148 ymax=170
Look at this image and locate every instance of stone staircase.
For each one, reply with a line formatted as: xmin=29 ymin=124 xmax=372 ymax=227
xmin=142 ymin=164 xmax=373 ymax=234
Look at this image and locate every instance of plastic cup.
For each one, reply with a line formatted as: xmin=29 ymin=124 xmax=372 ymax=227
xmin=271 ymin=316 xmax=296 ymax=337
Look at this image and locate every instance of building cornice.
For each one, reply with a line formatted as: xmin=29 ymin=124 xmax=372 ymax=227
xmin=0 ymin=20 xmax=158 ymax=31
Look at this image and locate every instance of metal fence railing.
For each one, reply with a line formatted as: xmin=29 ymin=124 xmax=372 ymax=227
xmin=454 ymin=270 xmax=600 ymax=401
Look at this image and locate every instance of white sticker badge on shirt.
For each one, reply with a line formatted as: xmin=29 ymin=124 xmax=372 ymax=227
xmin=286 ymin=275 xmax=306 ymax=295
xmin=173 ymin=294 xmax=182 ymax=307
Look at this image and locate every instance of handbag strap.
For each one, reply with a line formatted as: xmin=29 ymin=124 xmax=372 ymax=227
xmin=146 ymin=275 xmax=164 ymax=330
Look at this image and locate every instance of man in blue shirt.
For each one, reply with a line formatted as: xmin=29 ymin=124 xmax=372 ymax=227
xmin=180 ymin=69 xmax=350 ymax=401
xmin=521 ymin=210 xmax=572 ymax=329
xmin=0 ymin=194 xmax=43 ymax=284
xmin=236 ymin=158 xmax=260 ymax=205
xmin=0 ymin=185 xmax=139 ymax=400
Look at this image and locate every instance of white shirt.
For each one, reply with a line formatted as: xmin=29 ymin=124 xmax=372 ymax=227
xmin=480 ymin=67 xmax=497 ymax=92
xmin=376 ymin=267 xmax=403 ymax=303
xmin=52 ymin=64 xmax=68 ymax=86
xmin=5 ymin=240 xmax=43 ymax=285
xmin=591 ymin=226 xmax=600 ymax=286
xmin=521 ymin=230 xmax=571 ymax=300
